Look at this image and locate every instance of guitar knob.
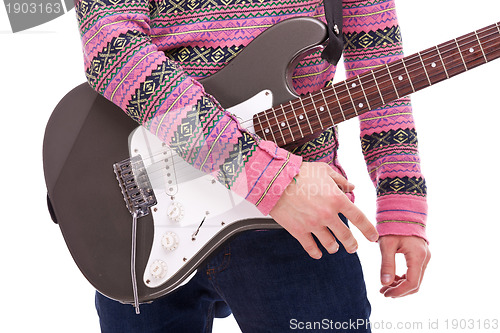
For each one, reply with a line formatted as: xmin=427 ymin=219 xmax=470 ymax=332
xmin=150 ymin=260 xmax=167 ymax=279
xmin=167 ymin=202 xmax=184 ymax=222
xmin=161 ymin=232 xmax=180 ymax=251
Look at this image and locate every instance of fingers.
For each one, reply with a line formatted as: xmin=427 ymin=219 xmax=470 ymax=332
xmin=325 ymin=166 xmax=378 ymax=242
xmin=379 ymin=274 xmax=405 ymax=294
xmin=313 ymin=228 xmax=339 ymax=254
xmin=327 ymin=167 xmax=355 ymax=193
xmin=292 ymin=231 xmax=323 ymax=259
xmin=327 ymin=216 xmax=358 ymax=253
xmin=388 ymin=246 xmax=429 ymax=297
xmin=380 ymin=240 xmax=397 ymax=286
xmin=303 ymin=216 xmax=360 ymax=255
xmin=379 ymin=237 xmax=430 ymax=298
xmin=271 ymin=162 xmax=378 ymax=259
xmin=338 ymin=195 xmax=379 ymax=243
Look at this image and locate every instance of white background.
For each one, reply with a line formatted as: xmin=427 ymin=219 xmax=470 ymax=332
xmin=1 ymin=1 xmax=499 ymax=332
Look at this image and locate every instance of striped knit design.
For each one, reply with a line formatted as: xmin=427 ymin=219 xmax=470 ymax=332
xmin=343 ymin=0 xmax=427 ymax=240
xmin=74 ymin=0 xmax=427 ymax=240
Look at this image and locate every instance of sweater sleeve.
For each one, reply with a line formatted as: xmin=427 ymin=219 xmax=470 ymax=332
xmin=73 ymin=0 xmax=301 ymax=215
xmin=342 ymin=0 xmax=428 ymax=241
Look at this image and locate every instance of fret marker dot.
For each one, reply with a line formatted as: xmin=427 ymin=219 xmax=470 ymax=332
xmin=358 ymin=103 xmax=364 ymax=108
xmin=398 ymin=75 xmax=403 ymax=81
xmin=265 ymin=129 xmax=270 ymax=133
xmin=281 ymin=122 xmax=286 ymax=127
xmin=299 ymin=115 xmax=304 ymax=120
xmin=351 ymin=83 xmax=357 ymax=88
xmin=431 ymin=62 xmax=436 ymax=68
xmin=469 ymin=48 xmax=474 ymax=53
xmin=319 ymin=106 xmax=325 ymax=112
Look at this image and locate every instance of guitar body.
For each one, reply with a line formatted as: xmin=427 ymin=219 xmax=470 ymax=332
xmin=43 ymin=17 xmax=328 ymax=304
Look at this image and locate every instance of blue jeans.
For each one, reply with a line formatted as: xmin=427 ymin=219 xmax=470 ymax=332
xmin=96 ymin=220 xmax=371 ymax=332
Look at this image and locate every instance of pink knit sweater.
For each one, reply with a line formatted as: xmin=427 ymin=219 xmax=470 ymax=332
xmin=74 ymin=0 xmax=428 ymax=241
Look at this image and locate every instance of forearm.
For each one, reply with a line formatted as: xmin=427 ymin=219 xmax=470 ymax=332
xmin=342 ymin=0 xmax=428 ymax=241
xmin=74 ymin=0 xmax=302 ymax=214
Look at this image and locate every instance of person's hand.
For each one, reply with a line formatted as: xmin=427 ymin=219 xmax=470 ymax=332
xmin=269 ymin=162 xmax=379 ymax=259
xmin=379 ymin=235 xmax=431 ymax=297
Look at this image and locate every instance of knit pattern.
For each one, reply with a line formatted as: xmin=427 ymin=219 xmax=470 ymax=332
xmin=74 ymin=0 xmax=427 ymax=239
xmin=343 ymin=0 xmax=427 ymax=240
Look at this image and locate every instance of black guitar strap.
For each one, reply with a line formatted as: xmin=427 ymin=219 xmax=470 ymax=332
xmin=321 ymin=0 xmax=345 ymax=65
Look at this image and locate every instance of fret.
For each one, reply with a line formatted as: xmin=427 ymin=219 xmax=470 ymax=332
xmin=332 ymin=85 xmax=346 ymax=121
xmin=348 ymin=80 xmax=366 ymax=110
xmin=438 ymin=39 xmax=465 ymax=77
xmin=263 ymin=110 xmax=277 ymax=142
xmin=254 ymin=113 xmax=266 ymax=140
xmin=309 ymin=93 xmax=324 ymax=130
xmin=357 ymin=77 xmax=371 ymax=110
xmin=280 ymin=104 xmax=294 ymax=142
xmin=417 ymin=48 xmax=449 ymax=86
xmin=272 ymin=107 xmax=286 ymax=143
xmin=401 ymin=59 xmax=415 ymax=93
xmin=299 ymin=97 xmax=314 ymax=134
xmin=371 ymin=71 xmax=385 ymax=105
xmin=253 ymin=22 xmax=500 ymax=149
xmin=418 ymin=52 xmax=432 ymax=86
xmin=474 ymin=31 xmax=488 ymax=63
xmin=262 ymin=22 xmax=500 ymax=148
xmin=457 ymin=33 xmax=487 ymax=71
xmin=289 ymin=101 xmax=304 ymax=138
xmin=344 ymin=81 xmax=358 ymax=116
xmin=385 ymin=63 xmax=400 ymax=99
xmin=320 ymin=90 xmax=335 ymax=127
xmin=477 ymin=24 xmax=500 ymax=62
xmin=436 ymin=45 xmax=449 ymax=79
xmin=454 ymin=38 xmax=468 ymax=70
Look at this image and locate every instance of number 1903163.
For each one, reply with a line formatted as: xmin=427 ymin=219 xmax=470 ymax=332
xmin=5 ymin=2 xmax=62 ymax=14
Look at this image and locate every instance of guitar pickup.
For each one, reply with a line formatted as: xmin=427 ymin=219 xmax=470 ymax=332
xmin=113 ymin=155 xmax=157 ymax=218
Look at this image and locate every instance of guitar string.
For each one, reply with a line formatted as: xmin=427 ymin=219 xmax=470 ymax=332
xmin=131 ymin=27 xmax=500 ymax=186
xmin=137 ymin=23 xmax=500 ymax=168
xmin=139 ymin=26 xmax=498 ymax=161
xmin=133 ymin=41 xmax=500 ymax=188
xmin=138 ymin=26 xmax=499 ymax=167
xmin=137 ymin=24 xmax=499 ymax=165
xmin=243 ymin=24 xmax=500 ymax=142
xmin=243 ymin=24 xmax=500 ymax=132
xmin=125 ymin=25 xmax=500 ymax=185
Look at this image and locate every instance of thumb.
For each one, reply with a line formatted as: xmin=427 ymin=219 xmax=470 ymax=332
xmin=380 ymin=244 xmax=397 ymax=286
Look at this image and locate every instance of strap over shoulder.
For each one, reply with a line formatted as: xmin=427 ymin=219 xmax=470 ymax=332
xmin=321 ymin=0 xmax=345 ymax=65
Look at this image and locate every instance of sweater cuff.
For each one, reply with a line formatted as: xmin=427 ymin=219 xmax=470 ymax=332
xmin=242 ymin=142 xmax=302 ymax=215
xmin=376 ymin=195 xmax=428 ymax=243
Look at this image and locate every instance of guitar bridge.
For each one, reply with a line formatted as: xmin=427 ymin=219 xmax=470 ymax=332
xmin=113 ymin=155 xmax=157 ymax=218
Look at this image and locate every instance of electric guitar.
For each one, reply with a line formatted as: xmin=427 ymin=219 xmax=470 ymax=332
xmin=43 ymin=17 xmax=500 ymax=306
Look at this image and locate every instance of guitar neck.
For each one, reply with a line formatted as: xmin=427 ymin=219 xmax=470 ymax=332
xmin=253 ymin=22 xmax=500 ymax=147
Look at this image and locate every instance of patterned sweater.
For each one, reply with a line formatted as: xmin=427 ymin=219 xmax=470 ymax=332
xmin=74 ymin=0 xmax=428 ymax=241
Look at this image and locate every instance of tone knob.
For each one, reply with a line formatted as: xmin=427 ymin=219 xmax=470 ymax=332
xmin=161 ymin=232 xmax=180 ymax=251
xmin=167 ymin=202 xmax=184 ymax=222
xmin=150 ymin=260 xmax=167 ymax=279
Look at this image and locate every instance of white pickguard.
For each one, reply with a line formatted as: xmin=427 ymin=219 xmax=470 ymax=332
xmin=128 ymin=90 xmax=274 ymax=290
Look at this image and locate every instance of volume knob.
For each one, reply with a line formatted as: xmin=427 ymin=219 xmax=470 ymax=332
xmin=167 ymin=202 xmax=184 ymax=222
xmin=161 ymin=232 xmax=180 ymax=251
xmin=150 ymin=260 xmax=167 ymax=279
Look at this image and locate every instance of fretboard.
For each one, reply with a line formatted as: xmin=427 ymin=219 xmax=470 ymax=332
xmin=253 ymin=22 xmax=500 ymax=147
